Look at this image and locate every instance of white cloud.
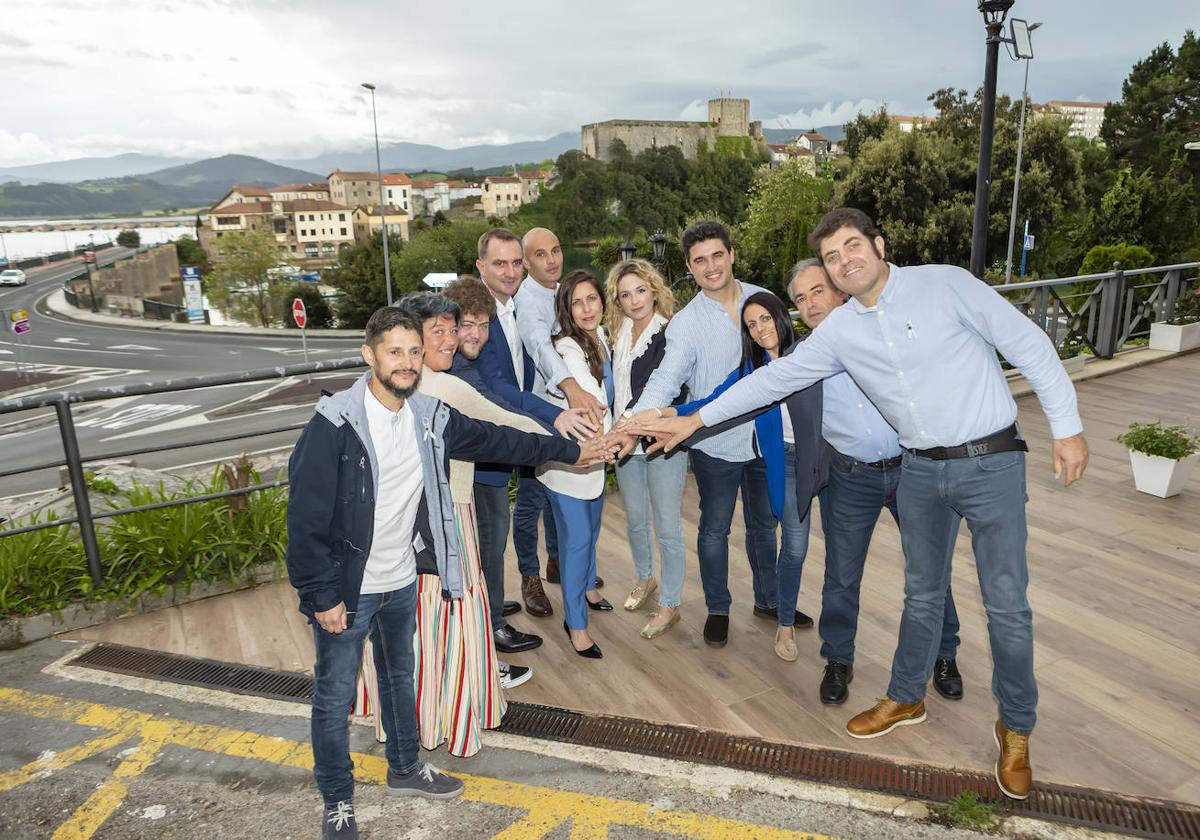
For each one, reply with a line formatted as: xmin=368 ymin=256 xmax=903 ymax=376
xmin=764 ymin=100 xmax=900 ymax=131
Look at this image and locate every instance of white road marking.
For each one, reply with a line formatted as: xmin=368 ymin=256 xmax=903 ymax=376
xmin=109 ymin=344 xmax=161 ymax=351
xmin=76 ymin=402 xmax=198 ymax=431
xmin=53 ymin=337 xmax=85 ymax=345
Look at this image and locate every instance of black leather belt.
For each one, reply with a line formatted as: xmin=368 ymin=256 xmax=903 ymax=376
xmin=861 ymin=455 xmax=903 ymax=469
xmin=908 ymin=424 xmax=1028 ymax=461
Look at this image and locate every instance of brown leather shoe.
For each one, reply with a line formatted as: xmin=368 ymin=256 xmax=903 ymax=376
xmin=545 ymin=556 xmax=560 ymax=584
xmin=521 ymin=575 xmax=553 ymax=617
xmin=993 ymin=720 xmax=1032 ymax=800
xmin=846 ymin=698 xmax=926 ymax=739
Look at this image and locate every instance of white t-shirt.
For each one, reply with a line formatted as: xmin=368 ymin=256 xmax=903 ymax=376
xmin=359 ymin=388 xmax=423 ymax=594
xmin=780 ymin=402 xmax=795 ymax=446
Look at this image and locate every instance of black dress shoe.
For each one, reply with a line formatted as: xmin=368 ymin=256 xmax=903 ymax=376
xmin=594 ymin=575 xmax=604 ymax=588
xmin=563 ymin=621 xmax=603 ymax=659
xmin=502 ymin=600 xmax=521 ymax=617
xmin=493 ymin=623 xmax=543 ymax=653
xmin=586 ymin=597 xmax=613 ymax=612
xmin=703 ymin=614 xmax=729 ymax=647
xmin=819 ymin=660 xmax=853 ymax=705
xmin=932 ymin=657 xmax=963 ymax=700
xmin=752 ymin=606 xmax=814 ymax=628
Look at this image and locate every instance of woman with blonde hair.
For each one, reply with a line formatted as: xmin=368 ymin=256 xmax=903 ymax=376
xmin=606 ymin=259 xmax=689 ymax=639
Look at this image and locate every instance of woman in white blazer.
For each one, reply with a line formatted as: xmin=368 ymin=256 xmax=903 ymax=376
xmin=537 ymin=270 xmax=614 ymax=658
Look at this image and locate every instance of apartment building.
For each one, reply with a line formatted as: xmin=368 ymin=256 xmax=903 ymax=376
xmin=481 ymin=175 xmax=522 ymax=218
xmin=352 ymin=204 xmax=412 ymax=245
xmin=1043 ymin=100 xmax=1107 ymax=141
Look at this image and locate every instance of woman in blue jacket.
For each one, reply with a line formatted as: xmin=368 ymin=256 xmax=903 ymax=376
xmin=647 ymin=291 xmax=822 ymax=662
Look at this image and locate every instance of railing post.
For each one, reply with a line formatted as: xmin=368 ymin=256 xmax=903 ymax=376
xmin=1162 ymin=269 xmax=1180 ymax=323
xmin=1095 ymin=262 xmax=1126 ymax=359
xmin=54 ymin=400 xmax=104 ymax=587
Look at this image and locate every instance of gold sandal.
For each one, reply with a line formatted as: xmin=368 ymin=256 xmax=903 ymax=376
xmin=623 ymin=578 xmax=658 ymax=611
xmin=640 ymin=608 xmax=680 ymax=639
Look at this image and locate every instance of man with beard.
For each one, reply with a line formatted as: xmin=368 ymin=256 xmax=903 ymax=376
xmin=286 ymin=306 xmax=604 ymax=839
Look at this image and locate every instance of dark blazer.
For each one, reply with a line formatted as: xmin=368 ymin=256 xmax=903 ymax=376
xmin=625 ymin=329 xmax=688 ymax=413
xmin=469 ymin=312 xmax=560 ymax=486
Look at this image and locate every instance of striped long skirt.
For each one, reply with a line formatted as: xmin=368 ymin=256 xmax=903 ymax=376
xmin=353 ymin=499 xmax=506 ymax=757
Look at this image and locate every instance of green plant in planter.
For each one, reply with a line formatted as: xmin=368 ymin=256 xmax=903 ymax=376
xmin=1169 ymin=287 xmax=1200 ymax=326
xmin=1116 ymin=421 xmax=1199 ymax=460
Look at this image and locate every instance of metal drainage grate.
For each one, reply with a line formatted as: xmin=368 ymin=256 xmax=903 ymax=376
xmin=71 ymin=642 xmax=312 ymax=702
xmin=70 ymin=643 xmax=1199 ymax=840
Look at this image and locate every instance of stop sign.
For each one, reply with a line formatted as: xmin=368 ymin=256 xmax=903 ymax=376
xmin=292 ymin=298 xmax=307 ymax=328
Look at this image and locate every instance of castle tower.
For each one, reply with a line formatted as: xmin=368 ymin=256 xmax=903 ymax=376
xmin=707 ymin=97 xmax=751 ymax=137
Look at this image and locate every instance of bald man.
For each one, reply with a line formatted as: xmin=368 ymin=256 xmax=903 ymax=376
xmin=513 ymin=227 xmax=606 ymax=597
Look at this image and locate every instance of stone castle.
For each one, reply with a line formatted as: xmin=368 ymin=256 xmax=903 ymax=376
xmin=581 ymin=97 xmax=764 ymax=162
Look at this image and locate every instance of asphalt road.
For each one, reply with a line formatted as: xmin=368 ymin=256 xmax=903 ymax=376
xmin=0 ymin=253 xmax=363 ymax=499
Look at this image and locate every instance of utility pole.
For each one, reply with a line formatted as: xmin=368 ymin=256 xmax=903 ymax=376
xmin=970 ymin=0 xmax=1015 ymax=278
xmin=362 ymin=82 xmax=394 ymax=306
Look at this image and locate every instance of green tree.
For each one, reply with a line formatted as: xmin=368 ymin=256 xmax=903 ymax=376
xmin=842 ymin=107 xmax=894 ymax=159
xmin=174 ymin=235 xmax=210 ymax=274
xmin=207 ymin=229 xmax=288 ymax=327
xmin=1078 ymin=243 xmax=1156 ymax=276
xmin=737 ymin=162 xmax=834 ymax=293
xmin=280 ymin=283 xmax=334 ymax=329
xmin=116 ymin=229 xmax=140 ymax=248
xmin=325 ymin=232 xmax=403 ymax=328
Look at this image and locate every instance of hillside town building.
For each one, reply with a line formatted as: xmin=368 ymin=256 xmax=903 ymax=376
xmin=1041 ymin=100 xmax=1107 ymax=141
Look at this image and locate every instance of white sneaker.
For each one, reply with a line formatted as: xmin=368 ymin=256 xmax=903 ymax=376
xmin=498 ymin=661 xmax=532 ymax=689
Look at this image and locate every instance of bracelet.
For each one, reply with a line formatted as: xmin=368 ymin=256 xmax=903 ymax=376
xmin=654 ymin=407 xmax=664 ymax=418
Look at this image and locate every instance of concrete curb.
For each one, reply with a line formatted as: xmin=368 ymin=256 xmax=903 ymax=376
xmin=0 ymin=563 xmax=283 ymax=650
xmin=43 ymin=288 xmax=362 ymax=339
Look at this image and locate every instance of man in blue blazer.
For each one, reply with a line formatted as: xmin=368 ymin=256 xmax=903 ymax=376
xmin=448 ymin=236 xmax=594 ymax=653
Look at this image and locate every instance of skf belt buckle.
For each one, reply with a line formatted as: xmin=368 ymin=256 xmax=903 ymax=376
xmin=968 ymin=441 xmax=991 ymax=457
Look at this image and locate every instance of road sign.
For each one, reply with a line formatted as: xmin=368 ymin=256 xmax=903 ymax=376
xmin=83 ymin=251 xmax=97 ymax=265
xmin=1023 ymin=233 xmax=1036 ymax=251
xmin=180 ymin=266 xmax=204 ymax=324
xmin=292 ymin=298 xmax=307 ymax=329
xmin=10 ymin=309 xmax=30 ymax=335
xmin=13 ymin=320 xmax=30 ymax=335
xmin=11 ymin=309 xmax=28 ymax=322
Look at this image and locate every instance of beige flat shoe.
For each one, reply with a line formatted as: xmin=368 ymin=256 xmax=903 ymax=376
xmin=640 ymin=608 xmax=680 ymax=639
xmin=623 ymin=578 xmax=658 ymax=611
xmin=774 ymin=635 xmax=798 ymax=662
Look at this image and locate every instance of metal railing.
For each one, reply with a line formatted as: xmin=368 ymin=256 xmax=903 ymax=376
xmin=0 ymin=356 xmax=365 ymax=587
xmin=141 ymin=299 xmax=185 ymax=321
xmin=997 ymin=262 xmax=1199 ymax=359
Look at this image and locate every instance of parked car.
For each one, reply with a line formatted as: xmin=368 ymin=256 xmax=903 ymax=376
xmin=0 ymin=269 xmax=28 ymax=287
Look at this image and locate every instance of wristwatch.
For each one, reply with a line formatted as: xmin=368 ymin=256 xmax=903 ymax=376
xmin=620 ymin=409 xmax=634 ymax=421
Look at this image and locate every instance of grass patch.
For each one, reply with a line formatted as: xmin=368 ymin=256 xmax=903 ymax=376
xmin=933 ymin=791 xmax=996 ymax=832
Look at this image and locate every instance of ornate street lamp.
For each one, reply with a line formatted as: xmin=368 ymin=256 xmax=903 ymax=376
xmin=618 ymin=238 xmax=636 ymax=263
xmin=969 ymin=0 xmax=1015 ymax=278
xmin=649 ymin=230 xmax=667 ymax=266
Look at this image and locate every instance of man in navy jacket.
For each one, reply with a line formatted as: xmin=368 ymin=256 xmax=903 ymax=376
xmin=286 ymin=306 xmax=601 ymax=839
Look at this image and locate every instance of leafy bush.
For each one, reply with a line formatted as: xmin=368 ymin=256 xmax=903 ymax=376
xmin=1170 ymin=286 xmax=1200 ymax=325
xmin=0 ymin=467 xmax=287 ymax=618
xmin=1078 ymin=243 xmax=1155 ymax=276
xmin=1117 ymin=421 xmax=1199 ymax=460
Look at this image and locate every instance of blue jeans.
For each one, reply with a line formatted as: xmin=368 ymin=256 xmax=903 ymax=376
xmin=777 ymin=444 xmax=812 ymax=627
xmin=614 ymin=452 xmax=687 ymax=608
xmin=818 ymin=448 xmax=960 ymax=665
xmin=310 ymin=585 xmax=419 ymax=805
xmin=689 ymin=449 xmax=778 ymax=615
xmin=513 ymin=468 xmax=559 ymax=577
xmin=545 ymin=487 xmax=604 ymax=629
xmin=473 ymin=481 xmax=510 ymax=631
xmin=888 ymin=449 xmax=1035 ymax=733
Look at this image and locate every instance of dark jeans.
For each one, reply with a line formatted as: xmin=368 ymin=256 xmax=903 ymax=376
xmin=817 ymin=448 xmax=960 ymax=666
xmin=689 ymin=449 xmax=778 ymax=615
xmin=889 ymin=449 xmax=1036 ymax=732
xmin=310 ymin=585 xmax=418 ymax=805
xmin=473 ymin=481 xmax=511 ymax=632
xmin=512 ymin=467 xmax=559 ymax=577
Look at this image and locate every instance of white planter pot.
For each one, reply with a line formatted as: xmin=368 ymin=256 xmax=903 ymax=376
xmin=1149 ymin=321 xmax=1200 ymax=352
xmin=1060 ymin=354 xmax=1086 ymax=374
xmin=1128 ymin=450 xmax=1200 ymax=498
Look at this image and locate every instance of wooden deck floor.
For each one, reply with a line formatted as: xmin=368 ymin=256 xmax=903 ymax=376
xmin=64 ymin=352 xmax=1200 ymax=803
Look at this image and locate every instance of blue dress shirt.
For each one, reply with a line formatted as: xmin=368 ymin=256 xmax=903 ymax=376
xmin=698 ymin=264 xmax=1082 ymax=447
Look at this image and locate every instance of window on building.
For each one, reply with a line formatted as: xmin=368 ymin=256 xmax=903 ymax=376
xmin=340 ymin=228 xmax=347 ymax=236
xmin=216 ymin=216 xmax=239 ymax=226
xmin=273 ymin=219 xmax=287 ymax=234
xmin=339 ymin=213 xmax=345 ymax=221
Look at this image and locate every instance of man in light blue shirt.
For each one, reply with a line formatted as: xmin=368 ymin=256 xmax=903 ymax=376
xmin=638 ymin=208 xmax=1089 ymax=801
xmin=616 ymin=220 xmax=782 ymax=648
xmin=785 ymin=259 xmax=962 ymax=708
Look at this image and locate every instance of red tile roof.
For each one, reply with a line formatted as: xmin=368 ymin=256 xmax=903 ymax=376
xmin=286 ymin=199 xmax=350 ymax=212
xmin=411 ymin=180 xmax=439 ymax=189
xmin=328 ymin=170 xmax=381 ymax=181
xmin=382 ymin=173 xmax=411 ymax=185
xmin=486 ymin=175 xmax=521 ymax=184
xmin=357 ymin=204 xmax=410 ymax=217
xmin=212 ymin=201 xmax=271 ymax=214
xmin=271 ymin=182 xmax=329 ymax=193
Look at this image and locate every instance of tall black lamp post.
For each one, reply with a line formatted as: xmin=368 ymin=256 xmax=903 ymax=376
xmin=362 ymin=82 xmax=394 ymax=305
xmin=969 ymin=0 xmax=1015 ymax=279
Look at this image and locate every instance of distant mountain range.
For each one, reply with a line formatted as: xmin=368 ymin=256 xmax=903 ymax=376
xmin=0 ymin=124 xmax=847 ymax=218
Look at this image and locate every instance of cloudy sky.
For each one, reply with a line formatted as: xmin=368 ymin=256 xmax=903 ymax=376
xmin=2 ymin=0 xmax=1194 ymax=166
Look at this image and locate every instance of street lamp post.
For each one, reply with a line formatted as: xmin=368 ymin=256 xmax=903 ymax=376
xmin=970 ymin=0 xmax=1015 ymax=279
xmin=1004 ymin=19 xmax=1042 ymax=284
xmin=362 ymin=82 xmax=394 ymax=306
xmin=619 ymin=238 xmax=636 ymax=263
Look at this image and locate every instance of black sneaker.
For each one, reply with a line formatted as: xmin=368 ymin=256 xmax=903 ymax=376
xmin=386 ymin=763 xmax=465 ymax=799
xmin=819 ymin=661 xmax=853 ymax=705
xmin=498 ymin=661 xmax=532 ymax=690
xmin=322 ymin=800 xmax=358 ymax=839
